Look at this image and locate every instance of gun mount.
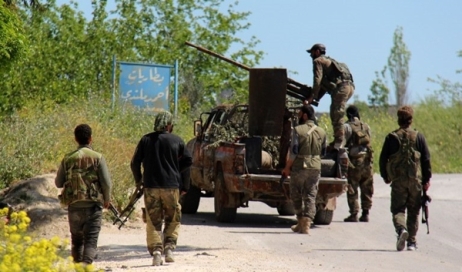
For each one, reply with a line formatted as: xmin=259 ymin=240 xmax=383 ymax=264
xmin=185 ymin=41 xmax=313 ymax=103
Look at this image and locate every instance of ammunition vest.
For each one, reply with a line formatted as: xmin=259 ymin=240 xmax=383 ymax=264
xmin=347 ymin=120 xmax=371 ymax=149
xmin=386 ymin=128 xmax=421 ymax=182
xmin=59 ymin=147 xmax=104 ymax=206
xmin=293 ymin=122 xmax=324 ymax=170
xmin=321 ymin=56 xmax=354 ymax=92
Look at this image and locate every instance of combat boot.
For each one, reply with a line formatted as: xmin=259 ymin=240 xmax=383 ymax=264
xmin=359 ymin=210 xmax=369 ymax=222
xmin=164 ymin=247 xmax=174 ymax=263
xmin=152 ymin=251 xmax=163 ymax=266
xmin=299 ymin=217 xmax=310 ymax=234
xmin=344 ymin=213 xmax=359 ymax=222
xmin=290 ymin=217 xmax=301 ymax=233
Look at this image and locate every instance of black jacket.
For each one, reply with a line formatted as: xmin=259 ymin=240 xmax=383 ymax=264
xmin=379 ymin=128 xmax=431 ymax=183
xmin=131 ymin=131 xmax=193 ymax=191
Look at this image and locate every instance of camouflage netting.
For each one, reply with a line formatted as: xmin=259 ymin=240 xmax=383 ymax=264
xmin=206 ymin=105 xmax=285 ymax=169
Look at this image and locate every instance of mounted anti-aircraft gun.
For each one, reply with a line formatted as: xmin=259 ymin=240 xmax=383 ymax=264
xmin=109 ymin=185 xmax=144 ymax=229
xmin=184 ymin=41 xmax=317 ymax=106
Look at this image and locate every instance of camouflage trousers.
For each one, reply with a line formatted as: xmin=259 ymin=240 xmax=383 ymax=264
xmin=290 ymin=169 xmax=320 ymax=220
xmin=68 ymin=204 xmax=102 ymax=264
xmin=391 ymin=178 xmax=422 ymax=243
xmin=144 ymin=188 xmax=181 ymax=254
xmin=330 ymin=83 xmax=354 ymax=146
xmin=346 ymin=157 xmax=374 ymax=215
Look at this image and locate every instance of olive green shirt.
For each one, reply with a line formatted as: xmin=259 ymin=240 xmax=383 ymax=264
xmin=289 ymin=120 xmax=327 ymax=170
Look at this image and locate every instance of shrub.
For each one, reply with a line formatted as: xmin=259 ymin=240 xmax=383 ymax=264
xmin=0 ymin=208 xmax=100 ymax=272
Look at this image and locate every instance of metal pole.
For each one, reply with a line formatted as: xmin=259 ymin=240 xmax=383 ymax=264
xmin=112 ymin=55 xmax=116 ymax=110
xmin=174 ymin=59 xmax=179 ymax=118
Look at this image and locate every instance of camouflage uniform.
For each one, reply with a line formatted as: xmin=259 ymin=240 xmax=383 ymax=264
xmin=55 ymin=143 xmax=112 ymax=264
xmin=380 ymin=127 xmax=431 ymax=245
xmin=344 ymin=118 xmax=373 ymax=220
xmin=144 ymin=188 xmax=181 ymax=254
xmin=131 ymin=111 xmax=192 ymax=263
xmin=311 ymin=54 xmax=354 ymax=148
xmin=289 ymin=120 xmax=326 ymax=221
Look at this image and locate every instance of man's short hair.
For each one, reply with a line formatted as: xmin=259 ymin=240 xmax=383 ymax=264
xmin=74 ymin=124 xmax=92 ymax=145
xmin=397 ymin=105 xmax=413 ymax=127
xmin=300 ymin=104 xmax=315 ymax=119
xmin=346 ymin=105 xmax=360 ymax=120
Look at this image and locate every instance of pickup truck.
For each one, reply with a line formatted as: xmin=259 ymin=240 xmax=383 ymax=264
xmin=181 ymin=103 xmax=348 ymax=225
xmin=182 ymin=42 xmax=347 ymax=224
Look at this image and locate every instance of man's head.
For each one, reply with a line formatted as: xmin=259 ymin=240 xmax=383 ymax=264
xmin=74 ymin=124 xmax=92 ymax=145
xmin=397 ymin=105 xmax=413 ymax=128
xmin=346 ymin=105 xmax=360 ymax=120
xmin=154 ymin=111 xmax=173 ymax=132
xmin=298 ymin=104 xmax=315 ymax=124
xmin=307 ymin=43 xmax=326 ymax=59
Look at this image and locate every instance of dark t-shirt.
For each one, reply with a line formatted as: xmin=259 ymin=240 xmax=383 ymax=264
xmin=131 ymin=131 xmax=193 ymax=190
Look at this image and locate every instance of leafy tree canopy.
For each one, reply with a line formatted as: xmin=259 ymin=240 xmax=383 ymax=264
xmin=0 ymin=0 xmax=264 ymax=114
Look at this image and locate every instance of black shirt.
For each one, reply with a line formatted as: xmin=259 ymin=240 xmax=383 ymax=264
xmin=379 ymin=128 xmax=432 ymax=183
xmin=131 ymin=131 xmax=193 ymax=190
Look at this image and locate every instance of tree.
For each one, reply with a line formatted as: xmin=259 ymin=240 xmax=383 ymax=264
xmin=368 ymin=26 xmax=411 ymax=108
xmin=388 ymin=26 xmax=411 ymax=107
xmin=368 ymin=66 xmax=390 ymax=108
xmin=0 ymin=0 xmax=28 ymax=72
xmin=0 ymin=0 xmax=264 ymax=114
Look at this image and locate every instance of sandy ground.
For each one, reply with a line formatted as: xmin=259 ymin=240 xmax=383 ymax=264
xmin=2 ymin=173 xmax=462 ymax=272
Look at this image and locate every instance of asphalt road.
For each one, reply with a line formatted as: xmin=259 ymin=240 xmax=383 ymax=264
xmin=97 ymin=174 xmax=462 ymax=272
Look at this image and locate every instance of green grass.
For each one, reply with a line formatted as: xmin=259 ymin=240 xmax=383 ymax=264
xmin=0 ymin=95 xmax=460 ymax=209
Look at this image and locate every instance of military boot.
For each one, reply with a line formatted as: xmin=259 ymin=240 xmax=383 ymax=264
xmin=359 ymin=210 xmax=369 ymax=222
xmin=291 ymin=217 xmax=301 ymax=233
xmin=152 ymin=251 xmax=163 ymax=266
xmin=164 ymin=248 xmax=174 ymax=263
xmin=299 ymin=217 xmax=311 ymax=234
xmin=344 ymin=213 xmax=359 ymax=222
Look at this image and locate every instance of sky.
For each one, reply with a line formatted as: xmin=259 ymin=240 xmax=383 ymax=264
xmin=60 ymin=0 xmax=462 ymax=112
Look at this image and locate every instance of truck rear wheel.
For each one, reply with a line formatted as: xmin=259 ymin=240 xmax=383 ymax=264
xmin=277 ymin=202 xmax=295 ymax=216
xmin=313 ymin=209 xmax=334 ymax=225
xmin=214 ymin=171 xmax=237 ymax=223
xmin=180 ymin=185 xmax=201 ymax=214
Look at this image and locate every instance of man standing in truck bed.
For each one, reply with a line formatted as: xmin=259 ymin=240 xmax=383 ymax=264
xmin=282 ymin=104 xmax=326 ymax=234
xmin=306 ymin=43 xmax=354 ymax=151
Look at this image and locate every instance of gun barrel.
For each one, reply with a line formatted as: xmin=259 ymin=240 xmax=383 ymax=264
xmin=185 ymin=41 xmax=251 ymax=71
xmin=185 ymin=41 xmax=313 ymax=102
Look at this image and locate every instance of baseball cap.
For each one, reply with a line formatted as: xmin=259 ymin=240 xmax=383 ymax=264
xmin=307 ymin=43 xmax=326 ymax=53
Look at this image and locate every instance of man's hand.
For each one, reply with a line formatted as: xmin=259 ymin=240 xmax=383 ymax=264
xmin=103 ymin=201 xmax=110 ymax=209
xmin=422 ymin=181 xmax=431 ymax=191
xmin=180 ymin=190 xmax=187 ymax=196
xmin=282 ymin=167 xmax=290 ymax=177
xmin=384 ymin=179 xmax=391 ymax=184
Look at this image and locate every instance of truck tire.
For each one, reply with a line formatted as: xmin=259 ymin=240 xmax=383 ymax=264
xmin=313 ymin=209 xmax=334 ymax=225
xmin=214 ymin=171 xmax=237 ymax=223
xmin=321 ymin=159 xmax=336 ymax=178
xmin=180 ymin=185 xmax=201 ymax=214
xmin=277 ymin=202 xmax=295 ymax=216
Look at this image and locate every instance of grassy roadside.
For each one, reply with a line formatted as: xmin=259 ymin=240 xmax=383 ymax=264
xmin=0 ymin=96 xmax=460 ymax=207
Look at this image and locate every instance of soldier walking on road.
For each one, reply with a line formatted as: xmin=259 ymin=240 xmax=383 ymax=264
xmin=282 ymin=104 xmax=326 ymax=234
xmin=343 ymin=105 xmax=374 ymax=222
xmin=379 ymin=106 xmax=432 ymax=251
xmin=306 ymin=43 xmax=354 ymax=151
xmin=55 ymin=124 xmax=112 ymax=266
xmin=131 ymin=111 xmax=192 ymax=266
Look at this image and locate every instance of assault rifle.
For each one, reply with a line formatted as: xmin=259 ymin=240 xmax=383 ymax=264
xmin=185 ymin=41 xmax=315 ymax=105
xmin=109 ymin=185 xmax=144 ymax=230
xmin=421 ymin=190 xmax=431 ymax=234
xmin=279 ymin=174 xmax=289 ymax=199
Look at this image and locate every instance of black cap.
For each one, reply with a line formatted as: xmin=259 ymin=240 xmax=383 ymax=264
xmin=307 ymin=43 xmax=326 ymax=53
